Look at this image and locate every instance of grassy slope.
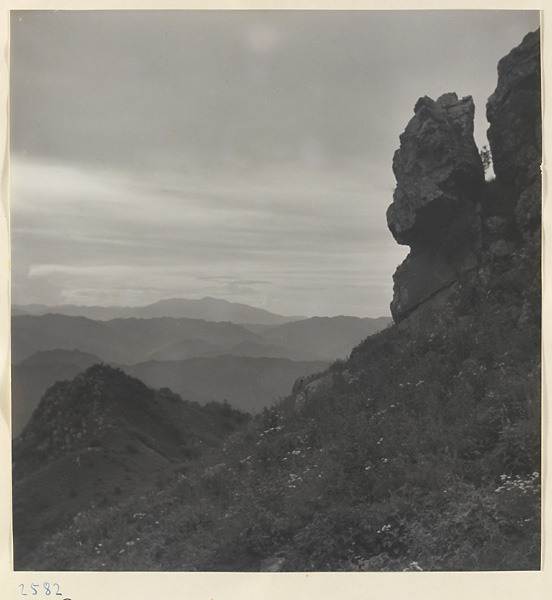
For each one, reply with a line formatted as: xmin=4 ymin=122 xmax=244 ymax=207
xmin=25 ymin=236 xmax=540 ymax=571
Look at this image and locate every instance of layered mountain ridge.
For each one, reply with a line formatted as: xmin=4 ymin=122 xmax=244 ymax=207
xmin=13 ymin=296 xmax=306 ymax=325
xmin=12 ymin=312 xmax=388 ymax=435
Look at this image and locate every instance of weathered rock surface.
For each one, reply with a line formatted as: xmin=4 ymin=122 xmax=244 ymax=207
xmin=487 ymin=29 xmax=541 ymax=247
xmin=515 ymin=179 xmax=541 ymax=240
xmin=387 ymin=92 xmax=484 ymax=321
xmin=387 ymin=93 xmax=484 ymax=249
xmin=388 ymin=30 xmax=541 ymax=324
xmin=487 ymin=30 xmax=541 ymax=195
xmin=390 ymin=247 xmax=474 ymax=323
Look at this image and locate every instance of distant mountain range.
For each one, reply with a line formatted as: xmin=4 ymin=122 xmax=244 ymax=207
xmin=11 ymin=314 xmax=263 ymax=364
xmin=11 ymin=300 xmax=392 ymax=436
xmin=12 ymin=296 xmax=306 ymax=325
xmin=12 ymin=349 xmax=328 ymax=435
xmin=123 ymin=355 xmax=329 ymax=414
xmin=12 ymin=313 xmax=392 ymax=365
xmin=259 ymin=315 xmax=392 ymax=361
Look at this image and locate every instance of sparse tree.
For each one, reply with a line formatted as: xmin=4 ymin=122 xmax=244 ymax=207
xmin=480 ymin=145 xmax=492 ymax=173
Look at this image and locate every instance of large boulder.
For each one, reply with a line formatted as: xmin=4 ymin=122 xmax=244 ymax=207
xmin=387 ymin=92 xmax=484 ymax=250
xmin=387 ymin=92 xmax=484 ymax=321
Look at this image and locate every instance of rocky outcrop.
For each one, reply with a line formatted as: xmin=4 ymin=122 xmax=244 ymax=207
xmin=388 ymin=93 xmax=484 ymax=248
xmin=292 ymin=371 xmax=335 ymax=408
xmin=487 ymin=30 xmax=541 ymax=196
xmin=388 ymin=30 xmax=541 ymax=324
xmin=487 ymin=29 xmax=542 ymax=243
xmin=387 ymin=93 xmax=485 ymax=321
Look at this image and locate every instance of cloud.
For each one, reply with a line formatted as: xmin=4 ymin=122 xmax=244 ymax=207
xmin=11 ymin=11 xmax=539 ymax=174
xmin=10 ymin=153 xmax=407 ymax=315
xmin=9 ymin=10 xmax=539 ymax=316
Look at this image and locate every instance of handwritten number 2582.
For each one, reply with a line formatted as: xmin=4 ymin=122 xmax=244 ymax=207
xmin=18 ymin=583 xmax=63 ymax=596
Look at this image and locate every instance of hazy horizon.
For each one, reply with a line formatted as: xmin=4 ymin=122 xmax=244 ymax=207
xmin=13 ymin=294 xmax=395 ymax=319
xmin=10 ymin=10 xmax=540 ymax=318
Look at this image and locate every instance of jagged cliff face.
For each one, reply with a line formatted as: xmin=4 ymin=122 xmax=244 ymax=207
xmin=487 ymin=30 xmax=542 ymax=245
xmin=487 ymin=30 xmax=541 ymax=196
xmin=388 ymin=30 xmax=541 ymax=324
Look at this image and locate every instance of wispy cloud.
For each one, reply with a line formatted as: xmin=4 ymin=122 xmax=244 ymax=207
xmin=9 ymin=10 xmax=539 ymax=316
xmin=11 ymin=153 xmax=407 ymax=315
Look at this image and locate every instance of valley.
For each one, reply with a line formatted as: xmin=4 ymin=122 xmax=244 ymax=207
xmin=11 ymin=300 xmax=389 ymax=435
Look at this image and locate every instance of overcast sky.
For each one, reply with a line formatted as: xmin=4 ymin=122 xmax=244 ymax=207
xmin=9 ymin=10 xmax=539 ymax=318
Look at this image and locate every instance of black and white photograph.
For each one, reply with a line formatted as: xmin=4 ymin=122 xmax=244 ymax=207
xmin=8 ymin=8 xmax=542 ymax=574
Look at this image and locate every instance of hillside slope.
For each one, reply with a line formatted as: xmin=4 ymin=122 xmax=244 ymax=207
xmin=12 ymin=349 xmax=103 ymax=437
xmin=12 ymin=364 xmax=250 ymax=569
xmin=17 ymin=251 xmax=540 ymax=570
